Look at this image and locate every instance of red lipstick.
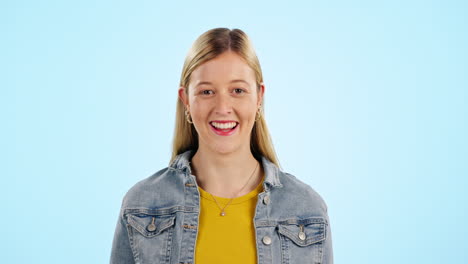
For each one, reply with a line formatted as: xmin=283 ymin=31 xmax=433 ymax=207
xmin=209 ymin=121 xmax=239 ymax=136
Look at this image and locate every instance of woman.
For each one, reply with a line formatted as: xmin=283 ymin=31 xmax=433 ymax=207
xmin=110 ymin=28 xmax=333 ymax=264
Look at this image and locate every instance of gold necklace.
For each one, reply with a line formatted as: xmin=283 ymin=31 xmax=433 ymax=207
xmin=209 ymin=161 xmax=259 ymax=216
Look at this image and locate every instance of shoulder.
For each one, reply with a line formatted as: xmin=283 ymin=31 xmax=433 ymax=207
xmin=275 ymin=170 xmax=329 ymax=214
xmin=120 ymin=166 xmax=184 ymax=208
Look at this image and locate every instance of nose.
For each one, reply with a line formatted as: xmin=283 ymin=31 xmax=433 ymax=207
xmin=214 ymin=93 xmax=232 ymax=115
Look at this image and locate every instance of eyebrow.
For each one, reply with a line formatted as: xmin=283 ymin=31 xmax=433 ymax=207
xmin=195 ymin=79 xmax=250 ymax=87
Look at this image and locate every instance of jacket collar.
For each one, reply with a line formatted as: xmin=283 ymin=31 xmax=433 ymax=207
xmin=170 ymin=149 xmax=283 ymax=189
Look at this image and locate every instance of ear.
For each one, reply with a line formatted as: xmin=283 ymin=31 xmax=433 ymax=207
xmin=178 ymin=86 xmax=189 ymax=107
xmin=257 ymin=82 xmax=265 ymax=107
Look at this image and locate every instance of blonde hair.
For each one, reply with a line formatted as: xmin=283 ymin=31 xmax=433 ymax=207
xmin=170 ymin=28 xmax=280 ymax=168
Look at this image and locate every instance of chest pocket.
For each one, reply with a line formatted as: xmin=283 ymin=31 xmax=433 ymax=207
xmin=127 ymin=213 xmax=176 ymax=237
xmin=277 ymin=219 xmax=326 ymax=246
xmin=125 ymin=212 xmax=177 ymax=263
xmin=277 ymin=217 xmax=327 ymax=263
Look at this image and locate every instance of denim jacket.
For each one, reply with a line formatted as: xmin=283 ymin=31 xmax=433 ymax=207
xmin=110 ymin=150 xmax=333 ymax=264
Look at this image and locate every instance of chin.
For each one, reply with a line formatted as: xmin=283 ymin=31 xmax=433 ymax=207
xmin=211 ymin=143 xmax=241 ymax=155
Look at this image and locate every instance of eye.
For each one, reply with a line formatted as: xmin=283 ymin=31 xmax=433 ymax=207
xmin=201 ymin=90 xmax=214 ymax=95
xmin=234 ymin=88 xmax=246 ymax=94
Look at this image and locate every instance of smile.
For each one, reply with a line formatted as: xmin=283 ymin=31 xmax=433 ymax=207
xmin=209 ymin=121 xmax=239 ymax=136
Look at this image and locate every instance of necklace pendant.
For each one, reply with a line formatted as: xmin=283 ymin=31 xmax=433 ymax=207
xmin=220 ymin=211 xmax=226 ymax=216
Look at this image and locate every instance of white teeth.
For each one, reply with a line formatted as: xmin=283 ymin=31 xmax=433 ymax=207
xmin=211 ymin=122 xmax=237 ymax=129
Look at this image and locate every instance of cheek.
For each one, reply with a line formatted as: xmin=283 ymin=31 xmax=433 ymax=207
xmin=189 ymin=103 xmax=208 ymax=122
xmin=240 ymin=105 xmax=258 ymax=121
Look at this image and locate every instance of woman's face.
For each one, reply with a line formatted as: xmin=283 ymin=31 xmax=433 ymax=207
xmin=179 ymin=51 xmax=264 ymax=155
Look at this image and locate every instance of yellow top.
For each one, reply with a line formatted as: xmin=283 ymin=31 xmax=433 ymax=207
xmin=195 ymin=176 xmax=264 ymax=264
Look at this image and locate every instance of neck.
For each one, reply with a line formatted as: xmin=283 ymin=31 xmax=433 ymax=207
xmin=190 ymin=146 xmax=264 ymax=198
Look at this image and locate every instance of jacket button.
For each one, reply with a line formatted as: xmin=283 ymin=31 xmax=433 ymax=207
xmin=146 ymin=217 xmax=156 ymax=232
xmin=262 ymin=236 xmax=272 ymax=245
xmin=263 ymin=195 xmax=270 ymax=205
xmin=298 ymin=231 xmax=306 ymax=240
xmin=147 ymin=223 xmax=156 ymax=232
xmin=298 ymin=224 xmax=306 ymax=240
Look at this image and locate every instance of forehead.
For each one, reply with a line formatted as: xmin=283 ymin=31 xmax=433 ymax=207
xmin=190 ymin=51 xmax=256 ymax=86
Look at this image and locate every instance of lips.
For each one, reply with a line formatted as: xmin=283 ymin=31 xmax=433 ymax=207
xmin=209 ymin=121 xmax=239 ymax=136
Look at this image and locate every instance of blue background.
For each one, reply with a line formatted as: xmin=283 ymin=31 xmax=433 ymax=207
xmin=2 ymin=0 xmax=467 ymax=263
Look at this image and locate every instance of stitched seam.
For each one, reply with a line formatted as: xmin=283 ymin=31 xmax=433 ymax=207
xmin=126 ymin=223 xmax=140 ymax=264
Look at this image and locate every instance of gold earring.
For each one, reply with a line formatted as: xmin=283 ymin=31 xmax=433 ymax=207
xmin=255 ymin=105 xmax=262 ymax=122
xmin=185 ymin=108 xmax=193 ymax=124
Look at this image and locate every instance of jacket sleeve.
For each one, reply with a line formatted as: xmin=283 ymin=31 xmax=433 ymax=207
xmin=110 ymin=200 xmax=135 ymax=264
xmin=322 ymin=205 xmax=334 ymax=264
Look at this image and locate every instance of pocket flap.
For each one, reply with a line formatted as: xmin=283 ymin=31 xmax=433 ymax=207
xmin=278 ymin=218 xmax=326 ymax=246
xmin=127 ymin=214 xmax=176 ymax=237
